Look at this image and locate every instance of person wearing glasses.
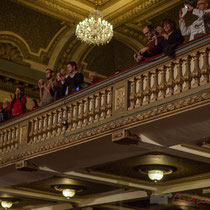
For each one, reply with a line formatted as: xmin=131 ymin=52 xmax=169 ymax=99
xmin=134 ymin=25 xmax=163 ymax=63
xmin=179 ymin=0 xmax=210 ymax=41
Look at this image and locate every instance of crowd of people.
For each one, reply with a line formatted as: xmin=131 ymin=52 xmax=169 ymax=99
xmin=0 ymin=61 xmax=100 ymax=123
xmin=134 ymin=0 xmax=209 ymax=62
xmin=0 ymin=0 xmax=209 ymax=123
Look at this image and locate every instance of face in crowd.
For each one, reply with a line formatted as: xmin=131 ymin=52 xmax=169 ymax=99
xmin=15 ymin=87 xmax=22 ymax=98
xmin=2 ymin=99 xmax=9 ymax=109
xmin=196 ymin=0 xmax=209 ymax=10
xmin=143 ymin=26 xmax=154 ymax=41
xmin=163 ymin=22 xmax=172 ymax=34
xmin=45 ymin=69 xmax=53 ymax=80
xmin=67 ymin=64 xmax=74 ymax=74
xmin=30 ymin=100 xmax=37 ymax=109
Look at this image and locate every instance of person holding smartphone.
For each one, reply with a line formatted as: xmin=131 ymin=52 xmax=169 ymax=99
xmin=179 ymin=0 xmax=210 ymax=41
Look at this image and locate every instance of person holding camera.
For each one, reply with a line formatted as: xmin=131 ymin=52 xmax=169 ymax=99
xmin=179 ymin=0 xmax=210 ymax=41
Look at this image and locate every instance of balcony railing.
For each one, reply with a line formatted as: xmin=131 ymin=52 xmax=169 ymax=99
xmin=0 ymin=34 xmax=209 ymax=168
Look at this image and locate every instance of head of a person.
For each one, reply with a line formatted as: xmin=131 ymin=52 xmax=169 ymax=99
xmin=2 ymin=99 xmax=9 ymax=109
xmin=45 ymin=69 xmax=54 ymax=80
xmin=155 ymin=26 xmax=163 ymax=35
xmin=143 ymin=25 xmax=155 ymax=41
xmin=38 ymin=79 xmax=44 ymax=86
xmin=67 ymin=62 xmax=77 ymax=74
xmin=60 ymin=69 xmax=66 ymax=77
xmin=196 ymin=0 xmax=209 ymax=10
xmin=15 ymin=87 xmax=24 ymax=98
xmin=30 ymin=99 xmax=38 ymax=109
xmin=89 ymin=72 xmax=97 ymax=82
xmin=162 ymin=19 xmax=176 ymax=34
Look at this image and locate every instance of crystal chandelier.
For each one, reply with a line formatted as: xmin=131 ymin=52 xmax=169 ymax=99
xmin=75 ymin=10 xmax=113 ymax=46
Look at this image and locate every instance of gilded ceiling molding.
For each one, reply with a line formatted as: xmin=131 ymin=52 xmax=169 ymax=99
xmin=133 ymin=0 xmax=182 ymax=24
xmin=13 ymin=0 xmax=87 ymax=22
xmin=110 ymin=0 xmax=163 ymax=26
xmin=0 ymin=32 xmax=31 ymax=60
xmin=0 ymin=26 xmax=70 ymax=66
xmin=0 ymin=42 xmax=30 ymax=67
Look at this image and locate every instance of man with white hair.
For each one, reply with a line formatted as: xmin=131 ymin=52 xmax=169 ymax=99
xmin=0 ymin=98 xmax=10 ymax=122
xmin=179 ymin=0 xmax=210 ymax=41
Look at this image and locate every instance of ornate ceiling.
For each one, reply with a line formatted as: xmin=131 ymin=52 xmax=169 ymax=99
xmin=1 ymin=0 xmax=197 ymax=80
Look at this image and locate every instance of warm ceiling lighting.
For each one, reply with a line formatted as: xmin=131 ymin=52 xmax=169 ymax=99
xmin=62 ymin=189 xmax=76 ymax=199
xmin=148 ymin=170 xmax=164 ymax=182
xmin=52 ymin=184 xmax=84 ymax=199
xmin=1 ymin=201 xmax=13 ymax=209
xmin=75 ymin=9 xmax=113 ymax=46
xmin=137 ymin=164 xmax=176 ymax=182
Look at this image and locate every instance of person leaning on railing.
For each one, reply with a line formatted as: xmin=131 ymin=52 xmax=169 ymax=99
xmin=8 ymin=87 xmax=26 ymax=117
xmin=155 ymin=19 xmax=184 ymax=57
xmin=179 ymin=0 xmax=210 ymax=41
xmin=134 ymin=25 xmax=164 ymax=63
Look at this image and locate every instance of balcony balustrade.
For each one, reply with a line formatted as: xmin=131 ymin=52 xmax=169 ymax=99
xmin=0 ymin=35 xmax=209 ymax=168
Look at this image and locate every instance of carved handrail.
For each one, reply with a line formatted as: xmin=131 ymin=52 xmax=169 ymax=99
xmin=0 ymin=35 xmax=209 ymax=167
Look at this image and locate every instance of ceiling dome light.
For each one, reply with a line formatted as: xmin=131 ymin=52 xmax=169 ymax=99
xmin=75 ymin=10 xmax=113 ymax=46
xmin=148 ymin=170 xmax=164 ymax=182
xmin=1 ymin=201 xmax=13 ymax=209
xmin=62 ymin=189 xmax=76 ymax=199
xmin=52 ymin=184 xmax=85 ymax=199
xmin=137 ymin=164 xmax=176 ymax=182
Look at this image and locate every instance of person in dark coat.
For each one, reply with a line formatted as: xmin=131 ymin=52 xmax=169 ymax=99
xmin=65 ymin=61 xmax=84 ymax=94
xmin=157 ymin=19 xmax=184 ymax=57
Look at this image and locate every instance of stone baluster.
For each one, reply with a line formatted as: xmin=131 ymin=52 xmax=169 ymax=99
xmin=128 ymin=78 xmax=136 ymax=110
xmin=72 ymin=103 xmax=78 ymax=130
xmin=191 ymin=52 xmax=200 ymax=88
xmin=42 ymin=114 xmax=48 ymax=138
xmin=11 ymin=128 xmax=15 ymax=143
xmin=88 ymin=96 xmax=94 ymax=124
xmin=135 ymin=75 xmax=143 ymax=107
xmin=165 ymin=63 xmax=174 ymax=97
xmin=182 ymin=56 xmax=191 ymax=91
xmin=60 ymin=106 xmax=67 ymax=134
xmin=83 ymin=98 xmax=89 ymax=126
xmin=56 ymin=108 xmax=63 ymax=135
xmin=33 ymin=117 xmax=39 ymax=138
xmin=46 ymin=112 xmax=53 ymax=139
xmin=77 ymin=101 xmax=84 ymax=128
xmin=174 ymin=60 xmax=183 ymax=94
xmin=15 ymin=126 xmax=20 ymax=145
xmin=150 ymin=69 xmax=158 ymax=102
xmin=106 ymin=88 xmax=112 ymax=118
xmin=67 ymin=104 xmax=73 ymax=132
xmin=158 ymin=66 xmax=166 ymax=100
xmin=38 ymin=116 xmax=43 ymax=135
xmin=199 ymin=48 xmax=209 ymax=85
xmin=94 ymin=93 xmax=100 ymax=122
xmin=142 ymin=72 xmax=151 ymax=105
xmin=100 ymin=90 xmax=106 ymax=120
xmin=8 ymin=129 xmax=12 ymax=150
xmin=29 ymin=119 xmax=34 ymax=138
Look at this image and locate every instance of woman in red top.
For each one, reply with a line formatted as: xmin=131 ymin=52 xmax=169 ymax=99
xmin=8 ymin=87 xmax=27 ymax=117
